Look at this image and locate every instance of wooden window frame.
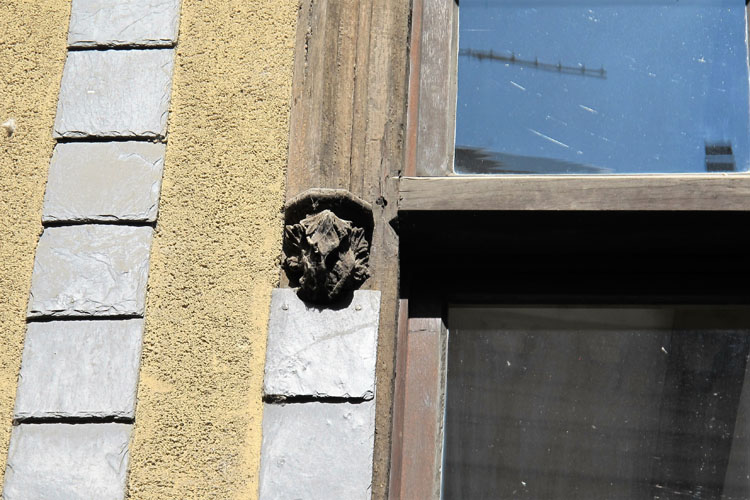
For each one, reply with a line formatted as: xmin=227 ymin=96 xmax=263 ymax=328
xmin=389 ymin=211 xmax=750 ymax=498
xmin=401 ymin=0 xmax=750 ymax=209
xmin=391 ymin=2 xmax=750 ymax=498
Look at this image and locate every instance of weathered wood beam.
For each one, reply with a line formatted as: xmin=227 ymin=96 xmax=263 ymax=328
xmin=284 ymin=1 xmax=410 ymax=498
xmin=399 ymin=175 xmax=750 ymax=211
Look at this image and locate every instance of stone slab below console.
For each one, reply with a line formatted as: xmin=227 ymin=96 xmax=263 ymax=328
xmin=264 ymin=289 xmax=380 ymax=400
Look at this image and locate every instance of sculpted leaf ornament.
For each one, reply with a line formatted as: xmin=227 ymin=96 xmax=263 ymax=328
xmin=283 ymin=205 xmax=371 ymax=304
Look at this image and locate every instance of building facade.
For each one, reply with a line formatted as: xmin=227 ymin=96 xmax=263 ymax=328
xmin=4 ymin=1 xmax=750 ymax=499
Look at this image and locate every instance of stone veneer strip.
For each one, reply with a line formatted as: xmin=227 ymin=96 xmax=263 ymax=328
xmin=53 ymin=49 xmax=175 ymax=140
xmin=43 ymin=142 xmax=166 ymax=224
xmin=3 ymin=1 xmax=180 ymax=498
xmin=27 ymin=225 xmax=153 ymax=318
xmin=14 ymin=320 xmax=144 ymax=420
xmin=68 ymin=0 xmax=181 ymax=48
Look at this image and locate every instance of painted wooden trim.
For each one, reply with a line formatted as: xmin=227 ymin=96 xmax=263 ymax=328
xmin=390 ymin=315 xmax=446 ymax=500
xmin=414 ymin=0 xmax=458 ymax=177
xmin=405 ymin=0 xmax=424 ymax=178
xmin=399 ymin=175 xmax=750 ymax=211
xmin=388 ymin=300 xmax=409 ymax=499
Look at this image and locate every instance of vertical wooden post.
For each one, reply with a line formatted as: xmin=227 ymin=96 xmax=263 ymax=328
xmin=284 ymin=1 xmax=411 ymax=497
xmin=390 ymin=315 xmax=446 ymax=500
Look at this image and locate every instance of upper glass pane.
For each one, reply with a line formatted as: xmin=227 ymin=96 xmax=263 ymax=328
xmin=454 ymin=1 xmax=750 ymax=174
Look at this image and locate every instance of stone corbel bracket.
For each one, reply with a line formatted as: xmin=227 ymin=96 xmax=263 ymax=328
xmin=283 ymin=188 xmax=374 ymax=304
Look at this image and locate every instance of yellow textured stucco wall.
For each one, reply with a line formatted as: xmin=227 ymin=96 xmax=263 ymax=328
xmin=0 ymin=0 xmax=70 ymax=486
xmin=126 ymin=1 xmax=296 ymax=498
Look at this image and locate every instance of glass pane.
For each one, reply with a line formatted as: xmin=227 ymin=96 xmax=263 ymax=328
xmin=444 ymin=307 xmax=750 ymax=499
xmin=455 ymin=1 xmax=750 ymax=174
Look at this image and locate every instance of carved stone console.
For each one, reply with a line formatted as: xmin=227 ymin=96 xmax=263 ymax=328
xmin=282 ymin=189 xmax=374 ymax=304
xmin=262 ymin=189 xmax=379 ymax=499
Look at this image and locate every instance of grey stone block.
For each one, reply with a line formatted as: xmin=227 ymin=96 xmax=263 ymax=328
xmin=259 ymin=401 xmax=375 ymax=500
xmin=43 ymin=142 xmax=165 ymax=223
xmin=14 ymin=319 xmax=144 ymax=420
xmin=68 ymin=0 xmax=181 ymax=48
xmin=264 ymin=289 xmax=380 ymax=400
xmin=27 ymin=225 xmax=153 ymax=318
xmin=53 ymin=49 xmax=175 ymax=139
xmin=3 ymin=423 xmax=131 ymax=500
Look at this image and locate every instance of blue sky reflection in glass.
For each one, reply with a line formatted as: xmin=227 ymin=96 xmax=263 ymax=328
xmin=454 ymin=1 xmax=750 ymax=174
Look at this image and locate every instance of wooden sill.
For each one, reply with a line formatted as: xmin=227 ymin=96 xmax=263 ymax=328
xmin=398 ymin=174 xmax=750 ymax=211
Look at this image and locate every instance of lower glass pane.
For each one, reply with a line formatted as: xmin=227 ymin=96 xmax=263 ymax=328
xmin=444 ymin=307 xmax=750 ymax=499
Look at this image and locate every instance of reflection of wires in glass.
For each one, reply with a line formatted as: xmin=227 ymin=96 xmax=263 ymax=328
xmin=460 ymin=48 xmax=607 ymax=79
xmin=705 ymin=142 xmax=736 ymax=172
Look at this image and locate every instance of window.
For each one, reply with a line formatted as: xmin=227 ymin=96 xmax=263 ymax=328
xmin=390 ymin=211 xmax=750 ymax=499
xmin=405 ymin=0 xmax=750 ymax=190
xmin=392 ymin=2 xmax=750 ymax=493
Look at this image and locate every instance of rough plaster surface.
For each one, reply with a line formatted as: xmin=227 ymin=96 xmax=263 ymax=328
xmin=264 ymin=289 xmax=380 ymax=399
xmin=3 ymin=423 xmax=131 ymax=500
xmin=28 ymin=225 xmax=153 ymax=318
xmin=54 ymin=49 xmax=175 ymax=139
xmin=68 ymin=0 xmax=181 ymax=48
xmin=259 ymin=401 xmax=376 ymax=500
xmin=126 ymin=0 xmax=296 ymax=498
xmin=15 ymin=319 xmax=144 ymax=420
xmin=43 ymin=142 xmax=165 ymax=223
xmin=0 ymin=0 xmax=70 ymax=486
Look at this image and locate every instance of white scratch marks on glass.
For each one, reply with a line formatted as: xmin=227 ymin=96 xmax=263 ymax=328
xmin=546 ymin=115 xmax=568 ymax=127
xmin=579 ymin=104 xmax=598 ymax=114
xmin=528 ymin=128 xmax=570 ymax=149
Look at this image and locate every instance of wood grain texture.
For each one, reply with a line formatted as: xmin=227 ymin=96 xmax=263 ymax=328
xmin=414 ymin=0 xmax=457 ymax=177
xmin=285 ymin=1 xmax=410 ymax=497
xmin=393 ymin=317 xmax=445 ymax=500
xmin=399 ymin=175 xmax=750 ymax=211
xmin=388 ymin=300 xmax=409 ymax=500
xmin=404 ymin=0 xmax=423 ymax=178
